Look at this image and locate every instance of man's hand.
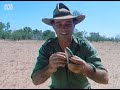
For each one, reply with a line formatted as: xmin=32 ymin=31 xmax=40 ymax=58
xmin=48 ymin=52 xmax=67 ymax=73
xmin=68 ymin=55 xmax=87 ymax=74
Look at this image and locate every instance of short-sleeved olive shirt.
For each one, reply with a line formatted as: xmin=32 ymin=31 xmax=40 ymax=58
xmin=31 ymin=35 xmax=106 ymax=89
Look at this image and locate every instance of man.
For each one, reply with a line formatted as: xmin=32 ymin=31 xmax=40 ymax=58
xmin=31 ymin=3 xmax=109 ymax=89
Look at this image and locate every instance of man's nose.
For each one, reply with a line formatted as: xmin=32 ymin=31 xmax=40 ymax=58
xmin=61 ymin=24 xmax=67 ymax=30
xmin=61 ymin=29 xmax=66 ymax=32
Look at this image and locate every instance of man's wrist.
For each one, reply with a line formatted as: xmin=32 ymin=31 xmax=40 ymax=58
xmin=88 ymin=63 xmax=96 ymax=73
xmin=47 ymin=64 xmax=56 ymax=74
xmin=83 ymin=63 xmax=96 ymax=75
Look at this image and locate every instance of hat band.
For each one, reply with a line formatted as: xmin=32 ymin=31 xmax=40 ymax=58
xmin=53 ymin=11 xmax=72 ymax=18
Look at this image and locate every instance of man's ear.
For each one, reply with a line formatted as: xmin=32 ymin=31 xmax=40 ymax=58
xmin=51 ymin=20 xmax=55 ymax=28
xmin=53 ymin=26 xmax=55 ymax=30
xmin=73 ymin=18 xmax=77 ymax=25
xmin=51 ymin=20 xmax=54 ymax=25
xmin=52 ymin=24 xmax=55 ymax=29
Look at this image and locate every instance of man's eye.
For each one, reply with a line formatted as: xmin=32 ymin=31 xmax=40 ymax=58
xmin=65 ymin=24 xmax=72 ymax=28
xmin=66 ymin=24 xmax=72 ymax=27
xmin=56 ymin=24 xmax=61 ymax=28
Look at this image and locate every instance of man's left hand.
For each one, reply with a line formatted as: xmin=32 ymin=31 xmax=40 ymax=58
xmin=68 ymin=55 xmax=87 ymax=74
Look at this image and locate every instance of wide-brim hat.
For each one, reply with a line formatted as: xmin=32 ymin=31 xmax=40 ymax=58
xmin=42 ymin=3 xmax=85 ymax=26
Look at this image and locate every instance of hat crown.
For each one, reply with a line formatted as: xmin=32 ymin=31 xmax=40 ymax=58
xmin=57 ymin=3 xmax=70 ymax=11
xmin=53 ymin=3 xmax=72 ymax=18
xmin=42 ymin=3 xmax=85 ymax=26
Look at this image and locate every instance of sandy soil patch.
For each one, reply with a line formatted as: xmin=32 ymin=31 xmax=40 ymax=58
xmin=0 ymin=40 xmax=120 ymax=89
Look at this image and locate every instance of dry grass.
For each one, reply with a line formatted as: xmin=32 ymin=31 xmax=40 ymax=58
xmin=0 ymin=40 xmax=120 ymax=89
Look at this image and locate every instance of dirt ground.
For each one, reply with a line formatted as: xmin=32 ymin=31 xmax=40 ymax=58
xmin=0 ymin=40 xmax=120 ymax=89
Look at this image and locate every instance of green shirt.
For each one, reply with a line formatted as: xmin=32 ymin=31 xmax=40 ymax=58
xmin=31 ymin=35 xmax=106 ymax=89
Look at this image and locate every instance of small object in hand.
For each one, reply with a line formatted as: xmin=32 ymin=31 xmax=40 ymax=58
xmin=65 ymin=47 xmax=73 ymax=64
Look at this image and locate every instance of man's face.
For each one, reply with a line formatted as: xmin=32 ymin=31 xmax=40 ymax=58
xmin=52 ymin=18 xmax=75 ymax=40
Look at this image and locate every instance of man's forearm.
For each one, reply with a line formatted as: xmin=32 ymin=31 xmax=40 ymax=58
xmin=83 ymin=64 xmax=109 ymax=84
xmin=32 ymin=65 xmax=53 ymax=85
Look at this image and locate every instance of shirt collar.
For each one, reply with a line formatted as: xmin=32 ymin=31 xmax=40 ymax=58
xmin=72 ymin=35 xmax=79 ymax=45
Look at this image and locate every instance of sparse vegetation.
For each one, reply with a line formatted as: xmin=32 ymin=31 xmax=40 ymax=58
xmin=0 ymin=21 xmax=119 ymax=42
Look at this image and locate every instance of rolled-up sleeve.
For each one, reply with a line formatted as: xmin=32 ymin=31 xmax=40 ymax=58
xmin=85 ymin=40 xmax=107 ymax=71
xmin=31 ymin=44 xmax=49 ymax=79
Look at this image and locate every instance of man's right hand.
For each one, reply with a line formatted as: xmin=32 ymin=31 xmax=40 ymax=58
xmin=48 ymin=52 xmax=67 ymax=73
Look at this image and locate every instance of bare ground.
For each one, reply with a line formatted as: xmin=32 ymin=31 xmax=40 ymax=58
xmin=0 ymin=40 xmax=120 ymax=89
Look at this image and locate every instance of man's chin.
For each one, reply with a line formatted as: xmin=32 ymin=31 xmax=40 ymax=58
xmin=59 ymin=35 xmax=70 ymax=39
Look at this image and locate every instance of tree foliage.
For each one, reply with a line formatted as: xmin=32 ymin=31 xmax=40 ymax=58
xmin=0 ymin=21 xmax=120 ymax=42
xmin=42 ymin=30 xmax=56 ymax=40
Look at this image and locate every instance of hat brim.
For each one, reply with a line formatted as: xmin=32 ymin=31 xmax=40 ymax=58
xmin=42 ymin=14 xmax=85 ymax=26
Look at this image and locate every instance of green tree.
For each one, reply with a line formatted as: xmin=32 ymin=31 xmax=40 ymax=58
xmin=42 ymin=30 xmax=56 ymax=40
xmin=22 ymin=27 xmax=33 ymax=39
xmin=73 ymin=29 xmax=87 ymax=38
xmin=89 ymin=32 xmax=100 ymax=42
xmin=4 ymin=22 xmax=12 ymax=39
xmin=32 ymin=29 xmax=42 ymax=40
xmin=115 ymin=34 xmax=120 ymax=42
xmin=5 ymin=22 xmax=10 ymax=31
xmin=0 ymin=22 xmax=5 ymax=39
xmin=0 ymin=22 xmax=5 ymax=31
